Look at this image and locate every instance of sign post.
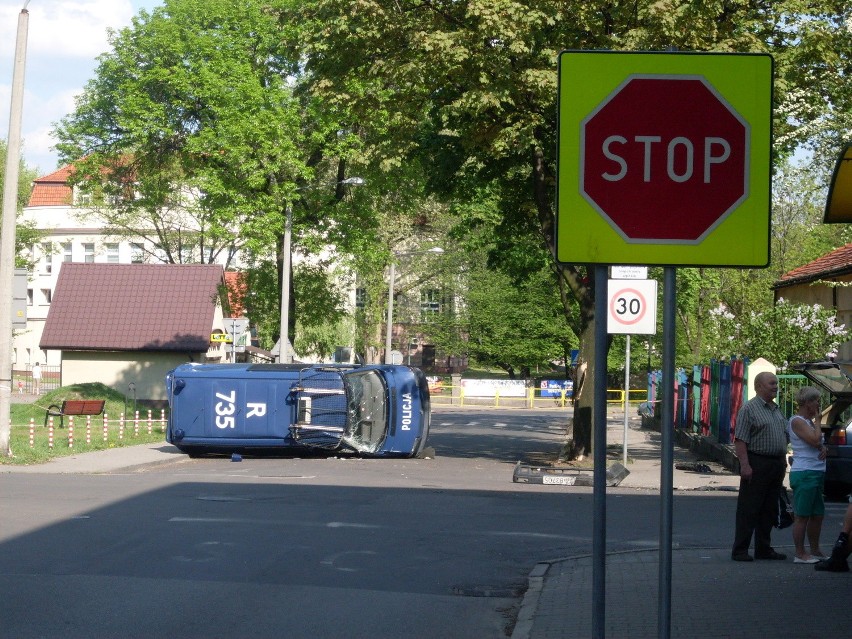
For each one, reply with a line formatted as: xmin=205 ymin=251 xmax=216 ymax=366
xmin=609 ymin=268 xmax=657 ymax=467
xmin=556 ymin=51 xmax=773 ymax=639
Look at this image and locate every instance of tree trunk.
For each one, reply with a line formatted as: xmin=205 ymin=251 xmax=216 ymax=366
xmin=567 ymin=320 xmax=596 ymax=459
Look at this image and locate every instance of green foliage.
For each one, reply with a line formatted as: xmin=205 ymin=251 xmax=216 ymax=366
xmin=292 ymin=262 xmax=348 ymax=359
xmin=705 ymin=298 xmax=848 ymax=368
xmin=427 ymin=263 xmax=576 ymax=378
xmin=0 ymin=139 xmax=42 ymax=269
xmin=53 ymin=0 xmax=312 ymax=259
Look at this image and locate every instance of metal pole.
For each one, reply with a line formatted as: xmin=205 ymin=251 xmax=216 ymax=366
xmin=384 ymin=260 xmax=396 ymax=364
xmin=658 ymin=267 xmax=676 ymax=638
xmin=592 ymin=264 xmax=608 ymax=638
xmin=278 ymin=206 xmax=292 ymax=363
xmin=0 ymin=5 xmax=29 ymax=455
xmin=623 ymin=335 xmax=630 ymax=466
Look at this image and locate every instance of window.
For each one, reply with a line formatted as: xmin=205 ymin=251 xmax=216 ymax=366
xmin=83 ymin=243 xmax=95 ymax=263
xmin=355 ymin=287 xmax=367 ymax=309
xmin=74 ymin=187 xmax=92 ymax=206
xmin=41 ymin=289 xmax=51 ymax=304
xmin=41 ymin=242 xmax=52 ymax=274
xmin=62 ymin=242 xmax=72 ymax=263
xmin=420 ymin=289 xmax=443 ymax=319
xmin=131 ymin=243 xmax=145 ymax=264
xmin=106 ymin=243 xmax=120 ymax=263
xmin=27 ymin=289 xmax=33 ymax=306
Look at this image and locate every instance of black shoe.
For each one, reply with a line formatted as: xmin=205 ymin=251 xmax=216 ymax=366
xmin=755 ymin=550 xmax=787 ymax=560
xmin=815 ymin=546 xmax=851 ymax=573
xmin=815 ymin=557 xmax=850 ymax=572
xmin=731 ymin=553 xmax=754 ymax=562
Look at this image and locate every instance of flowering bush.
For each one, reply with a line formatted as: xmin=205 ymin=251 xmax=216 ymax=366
xmin=706 ymin=298 xmax=847 ymax=368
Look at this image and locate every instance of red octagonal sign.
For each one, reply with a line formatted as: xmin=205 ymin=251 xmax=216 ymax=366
xmin=581 ymin=75 xmax=749 ymax=243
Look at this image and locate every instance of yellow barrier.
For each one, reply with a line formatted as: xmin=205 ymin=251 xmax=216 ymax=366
xmin=428 ymin=385 xmax=648 ymax=409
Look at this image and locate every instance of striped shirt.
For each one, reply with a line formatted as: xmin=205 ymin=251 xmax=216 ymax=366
xmin=733 ymin=396 xmax=788 ymax=456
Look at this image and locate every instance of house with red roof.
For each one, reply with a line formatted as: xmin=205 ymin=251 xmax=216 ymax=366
xmin=773 ymin=243 xmax=852 ymax=359
xmin=16 ymin=164 xmax=249 ymax=374
xmin=40 ymin=263 xmax=231 ymax=400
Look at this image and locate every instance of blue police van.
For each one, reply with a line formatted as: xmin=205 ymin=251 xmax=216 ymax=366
xmin=165 ymin=362 xmax=431 ymax=458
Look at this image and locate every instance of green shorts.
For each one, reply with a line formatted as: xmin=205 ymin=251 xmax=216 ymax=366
xmin=789 ymin=470 xmax=826 ymax=517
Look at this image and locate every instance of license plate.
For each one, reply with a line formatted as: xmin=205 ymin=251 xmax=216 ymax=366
xmin=543 ymin=475 xmax=576 ymax=485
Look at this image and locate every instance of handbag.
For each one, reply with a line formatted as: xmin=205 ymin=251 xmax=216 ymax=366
xmin=776 ymin=487 xmax=794 ymax=529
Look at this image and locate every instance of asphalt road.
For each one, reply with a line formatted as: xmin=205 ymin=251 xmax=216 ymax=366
xmin=0 ymin=408 xmax=758 ymax=638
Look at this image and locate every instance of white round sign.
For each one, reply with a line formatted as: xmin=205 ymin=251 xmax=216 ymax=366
xmin=607 ymin=279 xmax=657 ymax=334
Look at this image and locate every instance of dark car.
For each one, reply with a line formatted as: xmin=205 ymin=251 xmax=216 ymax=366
xmin=792 ymin=361 xmax=852 ymax=497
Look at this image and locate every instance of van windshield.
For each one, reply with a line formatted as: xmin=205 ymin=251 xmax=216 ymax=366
xmin=343 ymin=370 xmax=389 ymax=452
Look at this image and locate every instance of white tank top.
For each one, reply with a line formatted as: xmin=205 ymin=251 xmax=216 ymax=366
xmin=787 ymin=415 xmax=825 ymax=473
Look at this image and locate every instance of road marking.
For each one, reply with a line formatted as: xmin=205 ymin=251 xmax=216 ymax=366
xmin=321 ymin=550 xmax=378 ymax=572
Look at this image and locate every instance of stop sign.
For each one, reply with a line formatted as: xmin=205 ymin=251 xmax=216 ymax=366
xmin=581 ymin=76 xmax=748 ymax=243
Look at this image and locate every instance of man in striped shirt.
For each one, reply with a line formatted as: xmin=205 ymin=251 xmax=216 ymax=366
xmin=731 ymin=371 xmax=789 ymax=562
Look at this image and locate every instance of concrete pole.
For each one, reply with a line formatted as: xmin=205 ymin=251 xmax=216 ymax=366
xmin=0 ymin=5 xmax=29 ymax=456
xmin=384 ymin=260 xmax=395 ymax=364
xmin=277 ymin=206 xmax=292 ymax=363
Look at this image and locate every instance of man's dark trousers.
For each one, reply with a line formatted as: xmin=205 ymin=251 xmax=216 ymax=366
xmin=732 ymin=452 xmax=786 ymax=557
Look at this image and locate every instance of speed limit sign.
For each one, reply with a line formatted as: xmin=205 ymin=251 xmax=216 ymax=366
xmin=607 ymin=279 xmax=657 ymax=334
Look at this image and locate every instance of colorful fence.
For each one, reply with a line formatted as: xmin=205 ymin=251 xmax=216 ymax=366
xmin=646 ymin=359 xmax=809 ymax=443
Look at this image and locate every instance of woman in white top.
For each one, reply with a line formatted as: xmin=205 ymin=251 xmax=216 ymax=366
xmin=787 ymin=386 xmax=828 ymax=563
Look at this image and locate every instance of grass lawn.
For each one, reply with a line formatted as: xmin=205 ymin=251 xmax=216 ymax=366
xmin=2 ymin=383 xmax=167 ymax=466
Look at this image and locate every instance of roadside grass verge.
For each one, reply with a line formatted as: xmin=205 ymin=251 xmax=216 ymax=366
xmin=2 ymin=383 xmax=167 ymax=466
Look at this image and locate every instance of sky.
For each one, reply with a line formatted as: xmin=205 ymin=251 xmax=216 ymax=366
xmin=0 ymin=0 xmax=163 ymax=176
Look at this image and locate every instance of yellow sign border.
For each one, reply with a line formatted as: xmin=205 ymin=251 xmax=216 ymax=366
xmin=556 ymin=51 xmax=773 ymax=266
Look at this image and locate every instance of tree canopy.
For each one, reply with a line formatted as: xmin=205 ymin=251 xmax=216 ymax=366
xmin=51 ymin=0 xmax=852 ymax=458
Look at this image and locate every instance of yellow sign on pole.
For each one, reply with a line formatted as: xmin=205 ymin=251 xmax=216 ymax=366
xmin=556 ymin=51 xmax=773 ymax=266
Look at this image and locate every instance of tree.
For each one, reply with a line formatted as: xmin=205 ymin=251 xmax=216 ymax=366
xmin=671 ymin=158 xmax=849 ymax=365
xmin=0 ymin=140 xmax=40 ymax=269
xmin=52 ymin=0 xmax=373 ymax=349
xmin=293 ymin=0 xmax=852 ymax=458
xmin=431 ymin=263 xmax=574 ymax=378
xmin=706 ymin=298 xmax=847 ymax=367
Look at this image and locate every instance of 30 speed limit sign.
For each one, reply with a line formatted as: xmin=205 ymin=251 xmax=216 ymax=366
xmin=607 ymin=279 xmax=657 ymax=334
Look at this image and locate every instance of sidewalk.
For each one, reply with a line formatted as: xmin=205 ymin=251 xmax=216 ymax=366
xmin=0 ymin=441 xmax=186 ymax=474
xmin=512 ymin=412 xmax=850 ymax=639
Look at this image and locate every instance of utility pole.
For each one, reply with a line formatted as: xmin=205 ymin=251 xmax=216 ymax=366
xmin=0 ymin=3 xmax=29 ymax=455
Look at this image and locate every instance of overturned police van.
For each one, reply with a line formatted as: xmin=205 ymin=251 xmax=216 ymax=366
xmin=165 ymin=362 xmax=431 ymax=458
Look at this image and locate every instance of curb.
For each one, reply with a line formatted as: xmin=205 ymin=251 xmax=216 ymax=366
xmin=510 ymin=562 xmax=550 ymax=639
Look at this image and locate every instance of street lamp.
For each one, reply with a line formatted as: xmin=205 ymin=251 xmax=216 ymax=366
xmin=278 ymin=177 xmax=364 ymax=363
xmin=385 ymin=247 xmax=444 ymax=365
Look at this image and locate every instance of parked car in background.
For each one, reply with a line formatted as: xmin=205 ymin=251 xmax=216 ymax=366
xmin=792 ymin=361 xmax=852 ymax=497
xmin=165 ymin=362 xmax=431 ymax=458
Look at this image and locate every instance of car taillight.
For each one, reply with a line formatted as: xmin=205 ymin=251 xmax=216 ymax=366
xmin=828 ymin=429 xmax=847 ymax=445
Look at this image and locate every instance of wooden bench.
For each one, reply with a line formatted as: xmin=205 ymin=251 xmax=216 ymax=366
xmin=44 ymin=400 xmax=106 ymax=428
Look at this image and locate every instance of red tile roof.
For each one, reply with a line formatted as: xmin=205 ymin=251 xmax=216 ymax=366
xmin=40 ymin=263 xmax=225 ymax=352
xmin=774 ymin=244 xmax=852 ymax=289
xmin=27 ymin=164 xmax=75 ymax=207
xmin=223 ymin=271 xmax=248 ymax=317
